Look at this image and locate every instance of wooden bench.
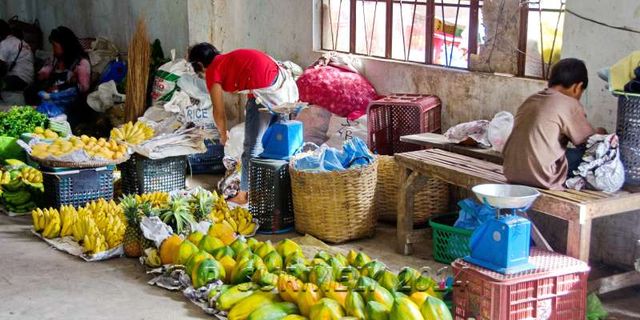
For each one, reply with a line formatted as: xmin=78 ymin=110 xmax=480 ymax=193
xmin=395 ymin=148 xmax=640 ymax=263
xmin=400 ymin=132 xmax=503 ymax=164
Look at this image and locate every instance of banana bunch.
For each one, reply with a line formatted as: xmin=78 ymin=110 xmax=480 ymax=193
xmin=72 ymin=207 xmax=92 ymax=242
xmin=59 ymin=205 xmax=78 ymax=238
xmin=110 ymin=121 xmax=155 ymax=145
xmin=20 ymin=167 xmax=42 ymax=184
xmin=32 ymin=208 xmax=61 ymax=239
xmin=135 ymin=192 xmax=169 ymax=208
xmin=104 ymin=215 xmax=125 ymax=248
xmin=83 ymin=230 xmax=108 ymax=254
xmin=209 ymin=206 xmax=257 ymax=236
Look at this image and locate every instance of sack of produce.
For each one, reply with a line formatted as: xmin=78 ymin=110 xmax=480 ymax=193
xmin=150 ymin=58 xmax=194 ymax=104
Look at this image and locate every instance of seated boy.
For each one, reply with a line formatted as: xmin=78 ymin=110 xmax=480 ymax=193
xmin=503 ymin=58 xmax=604 ymax=190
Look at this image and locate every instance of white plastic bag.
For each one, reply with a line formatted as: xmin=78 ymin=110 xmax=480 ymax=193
xmin=150 ymin=58 xmax=194 ymax=104
xmin=444 ymin=120 xmax=491 ymax=148
xmin=87 ymin=80 xmax=125 ymax=112
xmin=225 ymin=122 xmax=245 ymax=160
xmin=177 ymin=74 xmax=218 ymax=139
xmin=487 ymin=111 xmax=514 ymax=153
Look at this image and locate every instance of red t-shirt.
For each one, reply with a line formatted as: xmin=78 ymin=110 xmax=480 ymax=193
xmin=205 ymin=49 xmax=279 ymax=92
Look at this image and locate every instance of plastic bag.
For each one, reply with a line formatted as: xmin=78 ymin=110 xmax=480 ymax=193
xmin=87 ymin=80 xmax=126 ymax=113
xmin=487 ymin=111 xmax=514 ymax=153
xmin=177 ymin=74 xmax=219 ymax=139
xmin=453 ymin=198 xmax=495 ymax=230
xmin=586 ymin=293 xmax=608 ymax=320
xmin=88 ymin=37 xmax=119 ymax=76
xmin=225 ymin=122 xmax=245 ymax=160
xmin=293 ymin=137 xmax=374 ymax=172
xmin=325 ymin=115 xmax=368 ymax=149
xmin=150 ymin=58 xmax=194 ymax=104
xmin=444 ymin=120 xmax=491 ymax=148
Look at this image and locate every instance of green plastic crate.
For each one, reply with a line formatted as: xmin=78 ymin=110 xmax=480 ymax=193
xmin=429 ymin=213 xmax=473 ymax=264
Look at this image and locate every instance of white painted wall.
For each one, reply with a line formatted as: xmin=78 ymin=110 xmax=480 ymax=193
xmin=0 ymin=0 xmax=190 ymax=56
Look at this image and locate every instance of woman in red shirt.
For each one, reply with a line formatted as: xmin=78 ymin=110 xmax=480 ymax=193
xmin=189 ymin=43 xmax=298 ymax=204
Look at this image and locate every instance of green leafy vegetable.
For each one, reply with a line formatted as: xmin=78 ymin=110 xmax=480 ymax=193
xmin=0 ymin=106 xmax=48 ymax=138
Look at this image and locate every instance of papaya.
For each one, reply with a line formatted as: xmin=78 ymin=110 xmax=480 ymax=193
xmin=314 ymin=250 xmax=331 ymax=262
xmin=252 ymin=268 xmax=278 ymax=287
xmin=207 ymin=284 xmax=231 ymax=304
xmin=191 ymin=258 xmax=225 ymax=288
xmin=359 ymin=279 xmax=393 ymax=311
xmin=185 ymin=250 xmax=213 ymax=275
xmin=252 ymin=254 xmax=267 ymax=271
xmin=276 ymin=239 xmax=301 ymax=258
xmin=159 ymin=234 xmax=182 ymax=265
xmin=419 ymin=296 xmax=452 ymax=320
xmin=198 ymin=235 xmax=225 ymax=255
xmin=309 ymin=264 xmax=333 ymax=287
xmin=236 ymin=248 xmax=253 ymax=262
xmin=230 ymin=255 xmax=256 ymax=284
xmin=391 ymin=291 xmax=408 ymax=300
xmin=282 ymin=315 xmax=308 ymax=320
xmin=248 ymin=301 xmax=299 ymax=320
xmin=346 ymin=249 xmax=358 ymax=266
xmin=354 ymin=276 xmax=378 ymax=294
xmin=174 ymin=240 xmax=199 ymax=266
xmin=309 ymin=298 xmax=345 ymax=320
xmin=285 ymin=250 xmax=307 ymax=267
xmin=277 ymin=273 xmax=304 ymax=303
xmin=409 ymin=291 xmax=430 ymax=307
xmin=310 ymin=258 xmax=329 ymax=267
xmin=334 ymin=252 xmax=349 ymax=267
xmin=366 ymin=301 xmax=390 ymax=320
xmin=218 ymin=255 xmax=237 ymax=283
xmin=208 ymin=222 xmax=236 ymax=245
xmin=229 ymin=237 xmax=249 ymax=254
xmin=338 ymin=266 xmax=360 ymax=288
xmin=327 ymin=257 xmax=345 ymax=281
xmin=322 ymin=281 xmax=348 ymax=307
xmin=378 ymin=270 xmax=399 ymax=293
xmin=227 ymin=291 xmax=281 ymax=320
xmin=361 ymin=261 xmax=386 ymax=280
xmin=345 ymin=290 xmax=366 ymax=319
xmin=264 ymin=250 xmax=284 ymax=272
xmin=287 ymin=263 xmax=310 ymax=283
xmin=216 ymin=282 xmax=258 ymax=311
xmin=297 ymin=282 xmax=323 ymax=316
xmin=389 ymin=297 xmax=424 ymax=320
xmin=413 ymin=275 xmax=437 ymax=293
xmin=187 ymin=231 xmax=205 ymax=245
xmin=246 ymin=237 xmax=260 ymax=251
xmin=352 ymin=252 xmax=371 ymax=269
xmin=255 ymin=240 xmax=276 ymax=259
xmin=212 ymin=245 xmax=235 ymax=260
xmin=397 ymin=267 xmax=422 ymax=293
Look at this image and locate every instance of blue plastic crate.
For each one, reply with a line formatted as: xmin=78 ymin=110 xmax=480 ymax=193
xmin=42 ymin=166 xmax=114 ymax=208
xmin=188 ymin=140 xmax=225 ymax=174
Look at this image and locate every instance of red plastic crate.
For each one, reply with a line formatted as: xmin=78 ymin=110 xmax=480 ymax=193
xmin=452 ymin=249 xmax=589 ymax=320
xmin=367 ymin=93 xmax=442 ymax=155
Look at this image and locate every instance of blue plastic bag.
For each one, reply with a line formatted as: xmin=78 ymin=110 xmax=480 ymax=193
xmin=294 ymin=137 xmax=374 ymax=172
xmin=454 ymin=198 xmax=495 ymax=230
xmin=100 ymin=60 xmax=127 ymax=84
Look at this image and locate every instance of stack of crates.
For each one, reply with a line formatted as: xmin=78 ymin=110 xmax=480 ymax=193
xmin=248 ymin=158 xmax=294 ymax=234
xmin=367 ymin=93 xmax=442 ymax=155
xmin=453 ymin=249 xmax=589 ymax=320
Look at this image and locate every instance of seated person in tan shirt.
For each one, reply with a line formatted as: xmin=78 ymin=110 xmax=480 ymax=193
xmin=503 ymin=58 xmax=604 ymax=190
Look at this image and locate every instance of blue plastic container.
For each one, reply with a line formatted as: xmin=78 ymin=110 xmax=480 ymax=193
xmin=260 ymin=120 xmax=303 ymax=160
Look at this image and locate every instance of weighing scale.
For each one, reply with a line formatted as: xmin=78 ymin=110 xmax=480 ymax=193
xmin=259 ymin=102 xmax=307 ymax=160
xmin=464 ymin=184 xmax=541 ymax=274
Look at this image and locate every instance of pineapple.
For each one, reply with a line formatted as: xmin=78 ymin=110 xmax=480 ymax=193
xmin=190 ymin=189 xmax=213 ymax=222
xmin=121 ymin=195 xmax=143 ymax=258
xmin=160 ymin=196 xmax=196 ymax=235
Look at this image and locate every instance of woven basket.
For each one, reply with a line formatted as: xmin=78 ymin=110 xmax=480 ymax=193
xmin=290 ymin=159 xmax=378 ymax=243
xmin=375 ymin=155 xmax=449 ymax=225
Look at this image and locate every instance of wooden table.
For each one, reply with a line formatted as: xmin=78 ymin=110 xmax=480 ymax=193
xmin=400 ymin=133 xmax=503 ymax=164
xmin=396 ymin=149 xmax=640 ymax=264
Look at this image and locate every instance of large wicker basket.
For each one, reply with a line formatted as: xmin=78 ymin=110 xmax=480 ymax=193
xmin=290 ymin=159 xmax=378 ymax=243
xmin=376 ymin=155 xmax=449 ymax=225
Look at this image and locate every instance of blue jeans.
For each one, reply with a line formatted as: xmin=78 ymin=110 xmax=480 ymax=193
xmin=240 ymin=98 xmax=273 ymax=191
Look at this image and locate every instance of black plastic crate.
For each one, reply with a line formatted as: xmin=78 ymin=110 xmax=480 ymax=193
xmin=118 ymin=154 xmax=187 ymax=195
xmin=42 ymin=166 xmax=114 ymax=208
xmin=248 ymin=158 xmax=294 ymax=234
xmin=187 ymin=139 xmax=225 ymax=174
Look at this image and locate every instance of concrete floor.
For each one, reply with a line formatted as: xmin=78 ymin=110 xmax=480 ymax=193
xmin=0 ymin=174 xmax=637 ymax=319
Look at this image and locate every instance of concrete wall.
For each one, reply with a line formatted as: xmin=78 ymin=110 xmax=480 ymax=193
xmin=0 ymin=0 xmax=190 ymax=56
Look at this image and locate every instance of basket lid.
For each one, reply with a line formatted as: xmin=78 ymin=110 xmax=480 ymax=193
xmin=452 ymin=248 xmax=590 ymax=282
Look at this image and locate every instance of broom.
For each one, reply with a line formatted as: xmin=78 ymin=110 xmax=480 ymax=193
xmin=125 ymin=18 xmax=150 ymax=122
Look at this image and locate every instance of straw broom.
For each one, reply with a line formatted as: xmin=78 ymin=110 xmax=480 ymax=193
xmin=125 ymin=18 xmax=150 ymax=122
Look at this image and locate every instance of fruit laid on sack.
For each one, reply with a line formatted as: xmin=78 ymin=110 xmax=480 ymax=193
xmin=192 ymin=258 xmax=225 ymax=288
xmin=110 ymin=121 xmax=155 ymax=145
xmin=121 ymin=195 xmax=155 ymax=257
xmin=30 ymin=135 xmax=128 ymax=162
xmin=159 ymin=234 xmax=183 ymax=265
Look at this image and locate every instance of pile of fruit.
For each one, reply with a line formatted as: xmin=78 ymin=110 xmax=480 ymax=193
xmin=31 ymin=126 xmax=59 ymax=139
xmin=207 ymin=192 xmax=257 ymax=236
xmin=110 ymin=121 xmax=155 ymax=145
xmin=148 ymin=233 xmax=453 ymax=320
xmin=30 ymin=135 xmax=129 ymax=162
xmin=32 ymin=198 xmax=126 ymax=254
xmin=0 ymin=159 xmax=43 ymax=213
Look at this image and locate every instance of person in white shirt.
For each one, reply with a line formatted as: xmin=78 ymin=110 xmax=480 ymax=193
xmin=0 ymin=20 xmax=34 ymax=91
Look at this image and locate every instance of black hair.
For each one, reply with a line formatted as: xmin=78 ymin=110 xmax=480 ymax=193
xmin=49 ymin=26 xmax=89 ymax=67
xmin=0 ymin=20 xmax=10 ymax=40
xmin=188 ymin=42 xmax=220 ymax=73
xmin=548 ymin=58 xmax=588 ymax=90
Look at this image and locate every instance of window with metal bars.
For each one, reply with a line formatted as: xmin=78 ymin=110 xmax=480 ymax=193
xmin=320 ymin=0 xmax=565 ymax=79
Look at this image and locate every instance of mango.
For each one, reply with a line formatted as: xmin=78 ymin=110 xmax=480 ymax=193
xmin=419 ymin=296 xmax=452 ymax=320
xmin=366 ymin=301 xmax=390 ymax=320
xmin=198 ymin=235 xmax=225 ymax=255
xmin=309 ymin=298 xmax=345 ymax=320
xmin=297 ymin=282 xmax=323 ymax=316
xmin=174 ymin=240 xmax=199 ymax=266
xmin=264 ymin=250 xmax=284 ymax=272
xmin=389 ymin=296 xmax=424 ymax=320
xmin=345 ymin=290 xmax=366 ymax=319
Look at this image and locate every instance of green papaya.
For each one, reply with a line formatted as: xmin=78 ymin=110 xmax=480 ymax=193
xmin=255 ymin=240 xmax=276 ymax=259
xmin=420 ymin=296 xmax=453 ymax=320
xmin=285 ymin=250 xmax=307 ymax=267
xmin=252 ymin=254 xmax=267 ymax=271
xmin=309 ymin=264 xmax=334 ymax=287
xmin=397 ymin=267 xmax=421 ymax=293
xmin=354 ymin=276 xmax=378 ymax=294
xmin=212 ymin=246 xmax=235 ymax=260
xmin=346 ymin=249 xmax=358 ymax=266
xmin=345 ymin=290 xmax=366 ymax=319
xmin=310 ymin=258 xmax=329 ymax=266
xmin=314 ymin=250 xmax=331 ymax=262
xmin=389 ymin=297 xmax=424 ymax=320
xmin=207 ymin=284 xmax=231 ymax=303
xmin=328 ymin=256 xmax=345 ymax=280
xmin=286 ymin=263 xmax=310 ymax=283
xmin=360 ymin=279 xmax=394 ymax=311
xmin=185 ymin=250 xmax=213 ymax=275
xmin=338 ymin=266 xmax=360 ymax=288
xmin=191 ymin=258 xmax=225 ymax=288
xmin=263 ymin=250 xmax=283 ymax=272
xmin=378 ymin=270 xmax=399 ymax=293
xmin=248 ymin=301 xmax=299 ymax=320
xmin=230 ymin=255 xmax=256 ymax=284
xmin=353 ymin=252 xmax=371 ymax=269
xmin=236 ymin=248 xmax=253 ymax=262
xmin=334 ymin=252 xmax=349 ymax=267
xmin=276 ymin=239 xmax=301 ymax=258
xmin=247 ymin=237 xmax=260 ymax=251
xmin=366 ymin=301 xmax=390 ymax=320
xmin=413 ymin=275 xmax=437 ymax=293
xmin=309 ymin=298 xmax=345 ymax=320
xmin=216 ymin=282 xmax=258 ymax=310
xmin=252 ymin=268 xmax=278 ymax=287
xmin=229 ymin=237 xmax=249 ymax=254
xmin=361 ymin=261 xmax=386 ymax=280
